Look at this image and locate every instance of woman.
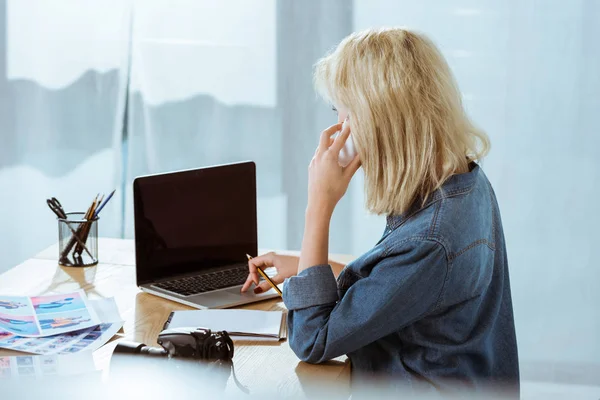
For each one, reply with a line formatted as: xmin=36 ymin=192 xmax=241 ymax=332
xmin=241 ymin=28 xmax=519 ymax=393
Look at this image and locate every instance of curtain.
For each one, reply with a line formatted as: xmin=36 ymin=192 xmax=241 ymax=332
xmin=123 ymin=0 xmax=283 ymax=249
xmin=123 ymin=0 xmax=354 ymax=254
xmin=0 ymin=0 xmax=131 ymax=272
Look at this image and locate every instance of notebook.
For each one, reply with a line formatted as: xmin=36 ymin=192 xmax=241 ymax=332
xmin=163 ymin=309 xmax=287 ymax=341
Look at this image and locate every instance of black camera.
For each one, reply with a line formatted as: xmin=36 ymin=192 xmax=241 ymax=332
xmin=110 ymin=328 xmax=247 ymax=396
xmin=114 ymin=327 xmax=234 ymax=361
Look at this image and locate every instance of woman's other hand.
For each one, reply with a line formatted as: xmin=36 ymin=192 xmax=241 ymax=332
xmin=241 ymin=252 xmax=300 ymax=294
xmin=308 ymin=122 xmax=361 ymax=215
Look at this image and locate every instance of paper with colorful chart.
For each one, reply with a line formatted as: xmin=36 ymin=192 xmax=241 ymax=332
xmin=0 ymin=290 xmax=100 ymax=337
xmin=0 ymin=297 xmax=123 ymax=355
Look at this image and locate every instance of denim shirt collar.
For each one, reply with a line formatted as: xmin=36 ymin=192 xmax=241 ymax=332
xmin=386 ymin=162 xmax=480 ymax=231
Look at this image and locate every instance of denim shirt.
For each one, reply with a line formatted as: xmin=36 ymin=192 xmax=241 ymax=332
xmin=283 ymin=164 xmax=519 ymax=393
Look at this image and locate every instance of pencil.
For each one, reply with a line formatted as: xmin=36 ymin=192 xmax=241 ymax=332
xmin=83 ymin=194 xmax=99 ymax=220
xmin=246 ymin=254 xmax=282 ymax=296
xmin=75 ymin=195 xmax=100 ymax=256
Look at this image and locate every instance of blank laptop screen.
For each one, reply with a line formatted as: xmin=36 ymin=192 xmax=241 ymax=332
xmin=133 ymin=162 xmax=257 ymax=285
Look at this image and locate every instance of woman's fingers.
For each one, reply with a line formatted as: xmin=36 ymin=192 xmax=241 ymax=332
xmin=343 ymin=154 xmax=362 ymax=180
xmin=241 ymin=252 xmax=276 ymax=293
xmin=246 ymin=270 xmax=284 ymax=294
xmin=253 ymin=274 xmax=284 ymax=294
xmin=241 ymin=265 xmax=261 ymax=292
xmin=253 ymin=281 xmax=272 ymax=294
xmin=330 ymin=121 xmax=352 ymax=153
xmin=319 ymin=123 xmax=343 ymax=153
xmin=249 ymin=252 xmax=276 ymax=270
xmin=241 ymin=275 xmax=256 ymax=293
xmin=314 ymin=137 xmax=335 ymax=156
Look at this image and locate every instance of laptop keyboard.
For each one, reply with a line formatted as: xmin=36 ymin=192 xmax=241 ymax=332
xmin=153 ymin=266 xmax=249 ymax=296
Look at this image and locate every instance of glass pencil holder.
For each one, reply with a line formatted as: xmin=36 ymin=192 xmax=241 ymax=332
xmin=58 ymin=212 xmax=99 ymax=267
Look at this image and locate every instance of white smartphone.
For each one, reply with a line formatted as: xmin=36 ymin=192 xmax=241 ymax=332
xmin=336 ymin=118 xmax=357 ymax=167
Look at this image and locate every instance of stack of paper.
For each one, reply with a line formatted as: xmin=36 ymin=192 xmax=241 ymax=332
xmin=165 ymin=309 xmax=287 ymax=341
xmin=0 ymin=291 xmax=123 ymax=355
xmin=0 ymin=352 xmax=96 ymax=380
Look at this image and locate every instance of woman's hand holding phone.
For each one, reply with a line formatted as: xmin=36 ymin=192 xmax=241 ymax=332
xmin=307 ymin=121 xmax=361 ymax=216
xmin=337 ymin=119 xmax=357 ymax=167
xmin=295 ymin=122 xmax=361 ymax=275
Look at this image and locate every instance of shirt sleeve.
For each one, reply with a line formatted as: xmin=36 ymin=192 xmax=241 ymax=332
xmin=282 ymin=239 xmax=448 ymax=364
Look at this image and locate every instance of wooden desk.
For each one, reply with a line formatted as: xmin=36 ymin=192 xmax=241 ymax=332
xmin=0 ymin=238 xmax=354 ymax=397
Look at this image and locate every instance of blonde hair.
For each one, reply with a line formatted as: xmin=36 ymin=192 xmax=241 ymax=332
xmin=314 ymin=27 xmax=490 ymax=215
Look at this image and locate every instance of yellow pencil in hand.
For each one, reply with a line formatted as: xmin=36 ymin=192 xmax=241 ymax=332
xmin=246 ymin=254 xmax=282 ymax=296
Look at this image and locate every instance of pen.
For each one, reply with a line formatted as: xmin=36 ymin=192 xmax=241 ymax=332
xmin=94 ymin=189 xmax=115 ymax=218
xmin=246 ymin=254 xmax=282 ymax=296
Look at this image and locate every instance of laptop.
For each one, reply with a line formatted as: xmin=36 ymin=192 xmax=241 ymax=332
xmin=133 ymin=161 xmax=280 ymax=309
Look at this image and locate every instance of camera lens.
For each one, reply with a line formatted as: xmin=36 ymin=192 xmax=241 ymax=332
xmin=114 ymin=340 xmax=167 ymax=356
